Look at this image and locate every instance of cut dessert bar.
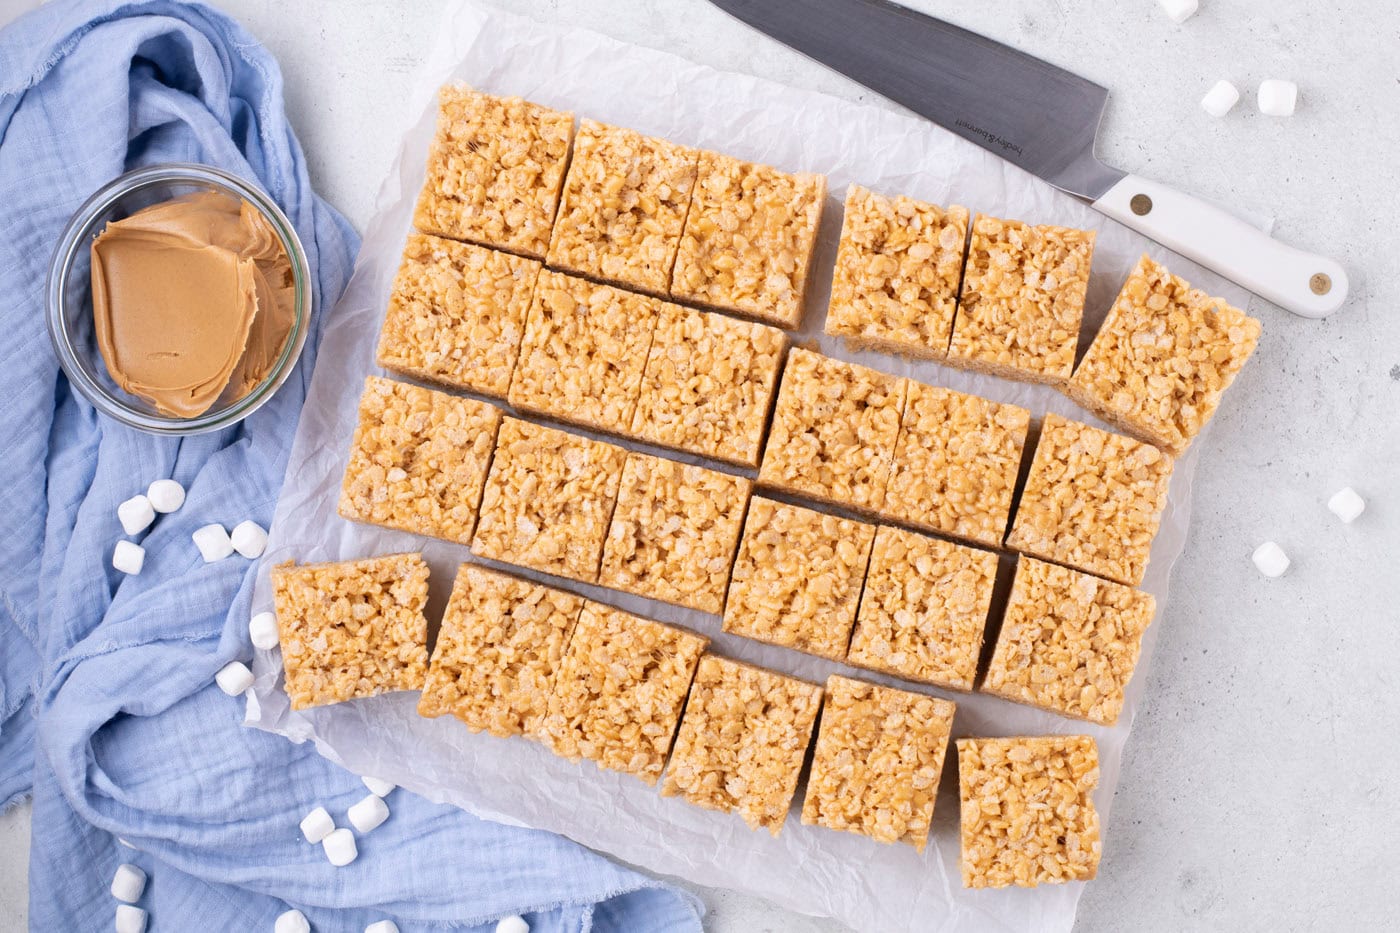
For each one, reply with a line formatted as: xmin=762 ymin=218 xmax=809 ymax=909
xmin=757 ymin=348 xmax=907 ymax=513
xmin=471 ymin=417 xmax=626 ymax=582
xmin=1067 ymin=253 xmax=1262 ymax=455
xmin=546 ymin=120 xmax=699 ymax=296
xmin=537 ymin=602 xmax=707 ymax=784
xmin=981 ymin=557 xmax=1155 ymax=725
xmin=418 ymin=564 xmax=584 ymax=738
xmin=508 ymin=269 xmax=661 ymax=436
xmin=338 ymin=376 xmax=501 ymax=545
xmin=722 ymin=497 xmax=875 ymax=661
xmin=270 ymin=553 xmax=430 ymax=710
xmin=800 ymin=675 xmax=955 ymax=851
xmin=375 ymin=233 xmax=541 ymax=398
xmin=825 ymin=185 xmax=969 ymax=358
xmin=846 ymin=526 xmax=999 ymax=691
xmin=1005 ymin=413 xmax=1173 ymax=587
xmin=947 ymin=214 xmax=1096 ymax=385
xmin=661 ymin=655 xmax=823 ymax=835
xmin=413 ymin=85 xmax=573 ymax=259
xmin=957 ymin=735 xmax=1101 ymax=888
xmin=671 ymin=150 xmax=826 ymax=328
xmin=597 ymin=453 xmax=752 ymax=614
xmin=882 ymin=381 xmax=1030 ymax=548
xmin=629 ymin=302 xmax=786 ymax=468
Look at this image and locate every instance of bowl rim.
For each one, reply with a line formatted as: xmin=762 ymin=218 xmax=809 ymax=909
xmin=45 ymin=162 xmax=313 ymax=435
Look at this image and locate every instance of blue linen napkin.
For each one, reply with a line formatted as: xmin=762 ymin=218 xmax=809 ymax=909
xmin=0 ymin=1 xmax=702 ymax=930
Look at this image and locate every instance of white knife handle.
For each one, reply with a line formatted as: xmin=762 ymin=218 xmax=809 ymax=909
xmin=1093 ymin=173 xmax=1348 ymax=319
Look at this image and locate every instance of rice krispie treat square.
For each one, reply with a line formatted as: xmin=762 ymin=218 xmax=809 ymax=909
xmin=471 ymin=418 xmax=627 ymax=582
xmin=947 ymin=215 xmax=1096 ymax=385
xmin=537 ymin=602 xmax=708 ymax=784
xmin=825 ymin=185 xmax=969 ymax=358
xmin=671 ymin=150 xmax=826 ymax=328
xmin=800 ymin=675 xmax=955 ymax=852
xmin=758 ymin=348 xmax=907 ymax=513
xmin=1005 ymin=413 xmax=1173 ymax=587
xmin=957 ymin=735 xmax=1102 ymax=888
xmin=338 ymin=376 xmax=502 ymax=545
xmin=661 ymin=656 xmax=823 ymax=835
xmin=1067 ymin=254 xmax=1262 ymax=455
xmin=546 ymin=120 xmax=700 ymax=296
xmin=508 ymin=270 xmax=661 ymax=436
xmin=375 ymin=234 xmax=541 ymax=398
xmin=413 ymin=86 xmax=573 ymax=259
xmin=418 ymin=565 xmax=584 ymax=738
xmin=598 ymin=453 xmax=752 ymax=614
xmin=981 ymin=557 xmax=1155 ymax=725
xmin=722 ymin=497 xmax=875 ymax=661
xmin=270 ymin=553 xmax=430 ymax=710
xmin=629 ymin=303 xmax=786 ymax=468
xmin=846 ymin=526 xmax=999 ymax=691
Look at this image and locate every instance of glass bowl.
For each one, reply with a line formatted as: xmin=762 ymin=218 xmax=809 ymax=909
xmin=46 ymin=163 xmax=312 ymax=435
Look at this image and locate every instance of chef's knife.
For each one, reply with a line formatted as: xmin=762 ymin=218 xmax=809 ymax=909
xmin=707 ymin=0 xmax=1348 ymax=318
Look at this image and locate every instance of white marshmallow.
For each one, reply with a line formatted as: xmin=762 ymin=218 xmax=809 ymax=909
xmin=1258 ymin=79 xmax=1298 ymax=116
xmin=275 ymin=909 xmax=311 ymax=933
xmin=1327 ymin=487 xmax=1365 ymax=523
xmin=300 ymin=806 xmax=335 ymax=844
xmin=1157 ymin=0 xmax=1197 ymax=24
xmin=231 ymin=520 xmax=268 ymax=559
xmin=215 ymin=661 xmax=254 ymax=696
xmin=361 ymin=776 xmax=396 ymax=797
xmin=495 ymin=916 xmax=529 ymax=933
xmin=250 ymin=611 xmax=280 ymax=650
xmin=323 ymin=828 xmax=358 ymax=866
xmin=193 ymin=524 xmax=234 ymax=562
xmin=365 ymin=922 xmax=399 ymax=933
xmin=110 ymin=863 xmax=146 ymax=903
xmin=118 ymin=496 xmax=155 ymax=536
xmin=146 ymin=479 xmax=185 ymax=513
xmin=1201 ymin=80 xmax=1240 ymax=117
xmin=348 ymin=794 xmax=390 ymax=834
xmin=1251 ymin=541 xmax=1290 ymax=578
xmin=112 ymin=541 xmax=145 ymax=576
xmin=115 ymin=904 xmax=147 ymax=933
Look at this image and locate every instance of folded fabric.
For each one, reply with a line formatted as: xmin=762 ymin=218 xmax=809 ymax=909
xmin=0 ymin=1 xmax=701 ymax=929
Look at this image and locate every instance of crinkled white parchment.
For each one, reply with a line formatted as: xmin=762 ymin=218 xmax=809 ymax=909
xmin=246 ymin=4 xmax=1258 ymax=930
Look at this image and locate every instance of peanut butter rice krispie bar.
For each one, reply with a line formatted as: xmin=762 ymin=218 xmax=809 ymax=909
xmin=722 ymin=497 xmax=875 ymax=660
xmin=1067 ymin=254 xmax=1262 ymax=455
xmin=629 ymin=303 xmax=786 ymax=468
xmin=882 ymin=381 xmax=1030 ymax=548
xmin=413 ymin=86 xmax=573 ymax=259
xmin=671 ymin=151 xmax=826 ymax=328
xmin=375 ymin=234 xmax=541 ymax=397
xmin=825 ymin=185 xmax=969 ymax=358
xmin=981 ymin=557 xmax=1155 ymax=725
xmin=537 ymin=602 xmax=708 ymax=784
xmin=957 ymin=735 xmax=1102 ymax=888
xmin=546 ymin=120 xmax=700 ymax=296
xmin=661 ymin=655 xmax=822 ymax=835
xmin=758 ymin=348 xmax=907 ymax=513
xmin=598 ymin=453 xmax=751 ymax=614
xmin=847 ymin=526 xmax=999 ymax=692
xmin=1005 ymin=413 xmax=1173 ymax=587
xmin=338 ymin=377 xmax=502 ymax=545
xmin=418 ymin=565 xmax=584 ymax=738
xmin=801 ymin=675 xmax=955 ymax=852
xmin=471 ymin=418 xmax=626 ymax=583
xmin=508 ymin=269 xmax=661 ymax=436
xmin=948 ymin=215 xmax=1096 ymax=385
xmin=270 ymin=553 xmax=430 ymax=710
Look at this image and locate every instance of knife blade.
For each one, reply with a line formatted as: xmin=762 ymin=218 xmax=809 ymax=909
xmin=707 ymin=0 xmax=1348 ymax=318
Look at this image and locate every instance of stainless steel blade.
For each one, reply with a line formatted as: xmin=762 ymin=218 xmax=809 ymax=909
xmin=707 ymin=0 xmax=1125 ymax=200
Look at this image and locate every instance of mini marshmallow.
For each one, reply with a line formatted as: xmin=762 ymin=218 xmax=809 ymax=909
xmin=365 ymin=922 xmax=399 ymax=933
xmin=118 ymin=496 xmax=155 ymax=536
xmin=300 ymin=806 xmax=335 ymax=844
xmin=275 ymin=909 xmax=311 ymax=933
xmin=250 ymin=611 xmax=280 ymax=650
xmin=348 ymin=794 xmax=390 ymax=834
xmin=231 ymin=520 xmax=269 ymax=559
xmin=110 ymin=863 xmax=146 ymax=903
xmin=112 ymin=541 xmax=146 ymax=576
xmin=495 ymin=916 xmax=529 ymax=933
xmin=1258 ymin=79 xmax=1298 ymax=116
xmin=216 ymin=660 xmax=255 ymax=696
xmin=1201 ymin=80 xmax=1240 ymax=117
xmin=361 ymin=776 xmax=396 ymax=797
xmin=1157 ymin=0 xmax=1197 ymax=24
xmin=115 ymin=904 xmax=147 ymax=933
xmin=1327 ymin=487 xmax=1365 ymax=523
xmin=146 ymin=479 xmax=186 ymax=513
xmin=323 ymin=828 xmax=358 ymax=867
xmin=193 ymin=523 xmax=234 ymax=562
xmin=1252 ymin=541 xmax=1290 ymax=578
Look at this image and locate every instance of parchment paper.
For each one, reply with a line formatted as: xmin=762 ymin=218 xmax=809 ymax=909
xmin=246 ymin=4 xmax=1257 ymax=930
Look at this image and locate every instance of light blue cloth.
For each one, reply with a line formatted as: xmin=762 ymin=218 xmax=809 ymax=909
xmin=0 ymin=2 xmax=702 ymax=930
